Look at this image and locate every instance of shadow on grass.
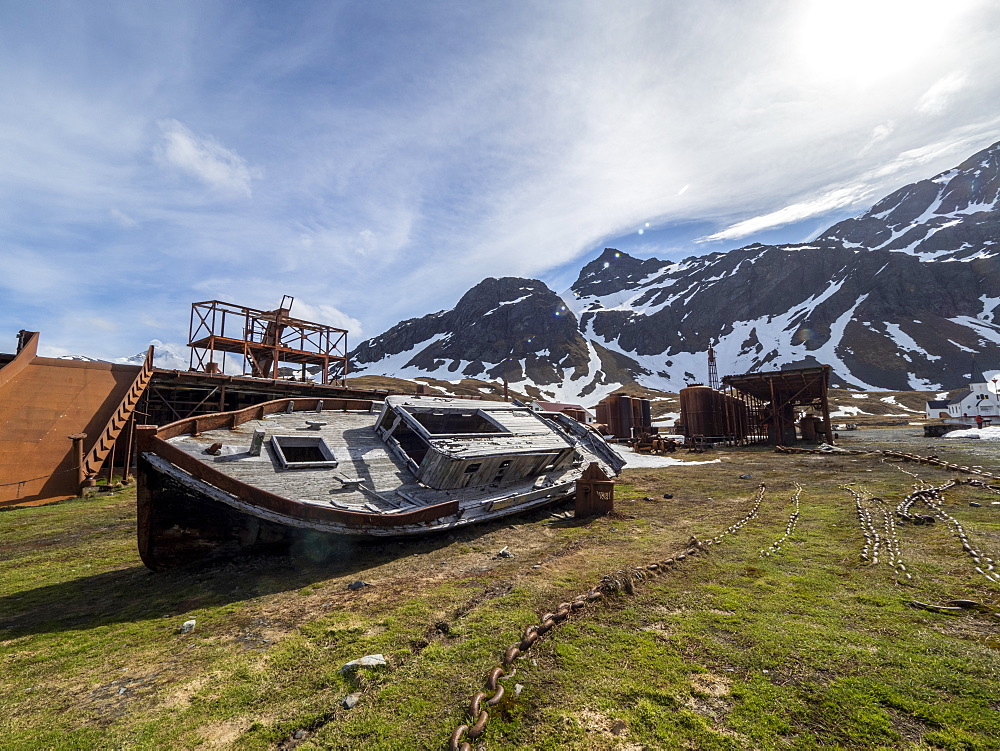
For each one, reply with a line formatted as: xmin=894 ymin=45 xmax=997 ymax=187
xmin=0 ymin=532 xmax=464 ymax=638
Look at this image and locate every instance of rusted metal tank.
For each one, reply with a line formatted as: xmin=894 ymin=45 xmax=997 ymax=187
xmin=680 ymin=385 xmax=754 ymax=440
xmin=722 ymin=391 xmax=750 ymax=439
xmin=630 ymin=397 xmax=643 ymax=432
xmin=617 ymin=395 xmax=633 ymax=438
xmin=594 ymin=394 xmax=653 ymax=439
xmin=799 ymin=414 xmax=820 ymax=442
xmin=595 ymin=401 xmax=610 ymax=432
xmin=680 ymin=385 xmax=716 ymax=437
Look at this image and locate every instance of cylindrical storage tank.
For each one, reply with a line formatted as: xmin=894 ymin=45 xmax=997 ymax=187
xmin=726 ymin=394 xmax=743 ymax=438
xmin=596 ymin=402 xmax=610 ymax=428
xmin=799 ymin=415 xmax=818 ymax=442
xmin=640 ymin=398 xmax=652 ymax=431
xmin=631 ymin=397 xmax=643 ymax=434
xmin=711 ymin=390 xmax=727 ymax=436
xmin=599 ymin=396 xmax=623 ymax=439
xmin=680 ymin=385 xmax=714 ymax=437
xmin=730 ymin=395 xmax=749 ymax=439
xmin=618 ymin=394 xmax=634 ymax=439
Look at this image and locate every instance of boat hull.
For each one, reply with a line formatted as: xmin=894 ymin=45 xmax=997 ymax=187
xmin=137 ymin=452 xmax=574 ymax=570
xmin=135 ymin=396 xmax=623 ymax=570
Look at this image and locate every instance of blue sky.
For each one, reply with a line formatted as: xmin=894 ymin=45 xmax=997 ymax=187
xmin=2 ymin=0 xmax=999 ymax=359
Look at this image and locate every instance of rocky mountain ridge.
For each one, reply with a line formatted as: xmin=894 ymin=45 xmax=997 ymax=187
xmin=351 ymin=141 xmax=1000 ymax=402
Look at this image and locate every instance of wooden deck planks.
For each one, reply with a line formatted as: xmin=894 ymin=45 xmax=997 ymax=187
xmin=165 ymin=407 xmax=615 ymax=520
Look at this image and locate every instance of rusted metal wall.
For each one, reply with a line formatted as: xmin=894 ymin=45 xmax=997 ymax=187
xmin=0 ymin=335 xmax=143 ymax=506
xmin=679 ymin=385 xmax=753 ymax=442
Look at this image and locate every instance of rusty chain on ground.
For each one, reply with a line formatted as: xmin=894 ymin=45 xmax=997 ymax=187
xmin=446 ymin=483 xmax=768 ymax=750
xmin=880 ymin=450 xmax=1000 ymax=482
xmin=777 ymin=445 xmax=1000 ymax=484
xmin=845 ymin=484 xmax=908 ymax=581
xmin=847 ymin=460 xmax=1000 ymax=587
xmin=760 ymin=482 xmax=801 ymax=557
xmin=447 ymin=456 xmax=1000 ymax=747
xmin=895 ymin=472 xmax=1000 ymax=586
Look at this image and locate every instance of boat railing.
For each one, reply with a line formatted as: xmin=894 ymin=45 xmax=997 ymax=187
xmin=137 ymin=396 xmax=461 ymax=527
xmin=153 ymin=396 xmax=375 ymax=439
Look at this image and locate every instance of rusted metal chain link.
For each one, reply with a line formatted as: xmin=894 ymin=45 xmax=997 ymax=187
xmin=776 ymin=446 xmax=1000 ymax=483
xmin=859 ymin=470 xmax=1000 ymax=587
xmin=775 ymin=445 xmax=869 ymax=455
xmin=760 ymin=482 xmax=801 ymax=556
xmin=881 ymin=450 xmax=1000 ymax=482
xmin=712 ymin=483 xmax=766 ymax=545
xmin=910 ymin=481 xmax=1000 ymax=586
xmin=446 ymin=484 xmax=771 ymax=749
xmin=845 ymin=484 xmax=909 ymax=581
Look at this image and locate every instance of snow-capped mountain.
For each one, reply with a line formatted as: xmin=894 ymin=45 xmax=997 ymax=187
xmin=57 ymin=355 xmax=107 ymax=362
xmin=59 ymin=341 xmax=191 ymax=370
xmin=351 ymin=278 xmax=629 ymax=402
xmin=351 ymin=141 xmax=1000 ymax=400
xmin=115 ymin=340 xmax=190 ymax=371
xmin=820 ymin=142 xmax=999 ymax=260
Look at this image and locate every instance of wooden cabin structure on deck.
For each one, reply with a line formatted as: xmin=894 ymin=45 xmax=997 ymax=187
xmin=375 ymin=396 xmax=580 ymax=490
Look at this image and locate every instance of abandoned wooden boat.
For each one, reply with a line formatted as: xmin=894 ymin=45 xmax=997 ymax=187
xmin=136 ymin=395 xmax=625 ymax=570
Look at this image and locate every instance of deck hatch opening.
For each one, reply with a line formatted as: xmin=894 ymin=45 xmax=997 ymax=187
xmin=410 ymin=410 xmax=505 ymax=435
xmin=270 ymin=435 xmax=338 ymax=469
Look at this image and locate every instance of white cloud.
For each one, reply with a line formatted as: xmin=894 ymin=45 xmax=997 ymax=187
xmin=109 ymin=207 xmax=137 ymax=227
xmin=860 ymin=121 xmax=895 ymax=154
xmin=288 ymin=300 xmax=364 ymax=339
xmin=0 ymin=249 xmax=76 ymax=294
xmin=695 ymin=121 xmax=1000 ymax=244
xmin=155 ymin=119 xmax=259 ymax=197
xmin=917 ymin=72 xmax=969 ymax=115
xmin=698 ymin=185 xmax=874 ymax=243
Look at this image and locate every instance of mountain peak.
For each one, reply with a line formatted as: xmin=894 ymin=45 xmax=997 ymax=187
xmin=572 ymin=248 xmax=667 ymax=299
xmin=351 ymin=138 xmax=1000 ymax=395
xmin=820 ymin=139 xmax=1000 ymax=259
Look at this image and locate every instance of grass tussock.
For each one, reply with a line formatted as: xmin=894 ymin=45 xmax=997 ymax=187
xmin=2 ymin=430 xmax=1000 ymax=749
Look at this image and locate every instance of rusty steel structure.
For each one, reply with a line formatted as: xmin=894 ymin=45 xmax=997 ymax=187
xmin=722 ymin=364 xmax=833 ymax=446
xmin=142 ymin=368 xmax=393 ymax=426
xmin=677 ymin=365 xmax=834 ymax=447
xmin=188 ymin=296 xmax=348 ymax=385
xmin=707 ymin=341 xmax=719 ymax=391
xmin=0 ymin=332 xmax=153 ymax=506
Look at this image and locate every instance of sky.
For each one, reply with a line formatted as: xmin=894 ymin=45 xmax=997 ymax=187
xmin=2 ymin=0 xmax=1000 ymax=360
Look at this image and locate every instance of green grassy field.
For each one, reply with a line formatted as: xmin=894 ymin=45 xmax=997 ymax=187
xmin=2 ymin=436 xmax=1000 ymax=750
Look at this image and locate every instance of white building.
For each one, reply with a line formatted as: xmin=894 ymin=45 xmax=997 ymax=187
xmin=927 ymin=379 xmax=1000 ymax=425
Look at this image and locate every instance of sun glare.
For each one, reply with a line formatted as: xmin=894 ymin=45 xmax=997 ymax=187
xmin=794 ymin=0 xmax=972 ymax=85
